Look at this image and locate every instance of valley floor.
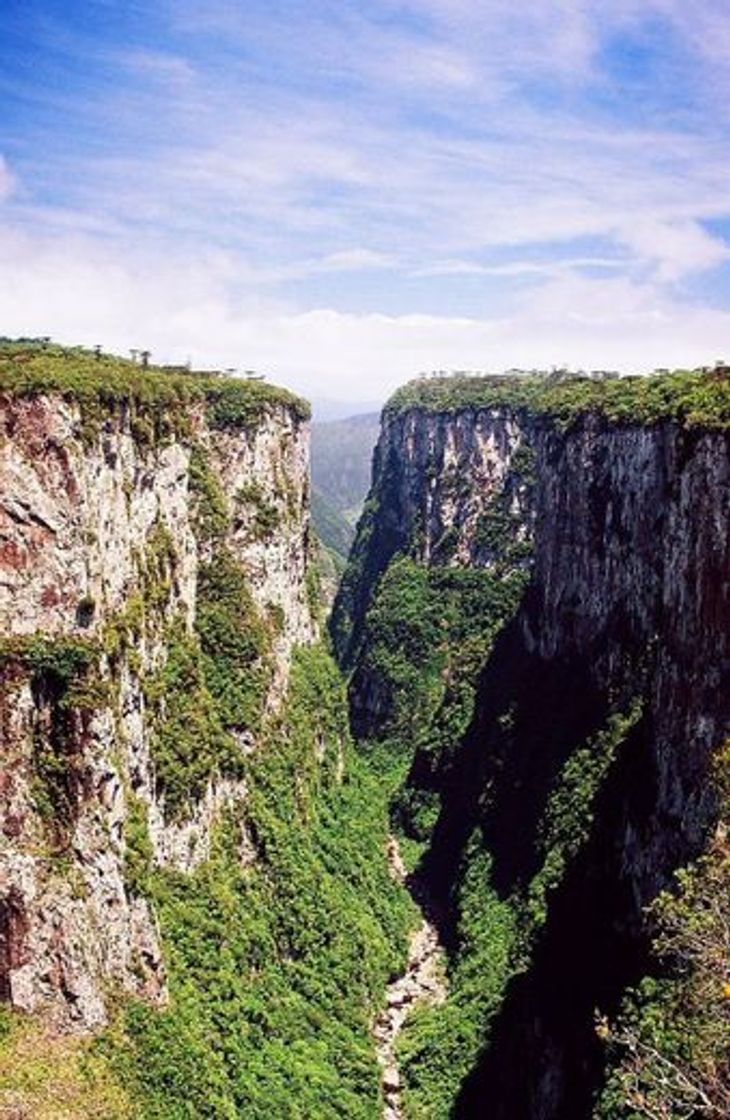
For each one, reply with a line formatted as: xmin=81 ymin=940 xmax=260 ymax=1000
xmin=374 ymin=837 xmax=447 ymax=1120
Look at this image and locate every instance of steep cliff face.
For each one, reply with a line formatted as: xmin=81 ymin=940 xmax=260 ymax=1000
xmin=0 ymin=390 xmax=313 ymax=655
xmin=332 ymin=405 xmax=532 ymax=671
xmin=0 ymin=368 xmax=314 ymax=1031
xmin=0 ymin=346 xmax=413 ymax=1120
xmin=442 ymin=417 xmax=729 ymax=1119
xmin=334 ymin=371 xmax=730 ymax=1118
xmin=4 ymin=351 xmax=728 ymax=1116
xmin=332 ymin=403 xmax=535 ymax=761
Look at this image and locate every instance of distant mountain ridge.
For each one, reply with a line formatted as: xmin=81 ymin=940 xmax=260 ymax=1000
xmin=310 ymin=397 xmax=383 ymax=421
xmin=311 ymin=412 xmax=380 ymax=518
xmin=310 ymin=411 xmax=380 ymax=561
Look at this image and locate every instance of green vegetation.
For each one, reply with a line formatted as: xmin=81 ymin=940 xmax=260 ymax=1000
xmin=112 ymin=645 xmax=415 ymax=1119
xmin=0 ymin=633 xmax=98 ymax=685
xmin=329 ymin=437 xmax=541 ymax=1116
xmin=355 ymin=556 xmax=528 ymax=778
xmin=309 ymin=412 xmax=380 ymax=574
xmin=311 ymin=488 xmax=355 ymax=564
xmin=235 ymin=480 xmax=281 ymax=540
xmin=189 ymin=445 xmax=230 ymax=540
xmin=121 ymin=532 xmax=276 ymax=820
xmin=145 ymin=620 xmax=242 ymax=820
xmin=137 ymin=521 xmax=180 ymax=615
xmin=396 ymin=702 xmax=645 ymax=1120
xmin=102 ymin=595 xmax=144 ymax=660
xmin=104 ymin=518 xmax=181 ymax=667
xmin=473 ymin=507 xmax=531 ymax=566
xmin=0 ymin=1010 xmax=131 ymax=1119
xmin=523 ymin=703 xmax=643 ymax=931
xmin=335 ymin=372 xmax=730 ymax=1117
xmin=342 ymin=541 xmax=530 ymax=1118
xmin=331 ymin=424 xmax=535 ymax=669
xmin=0 ymin=341 xmax=309 ymax=447
xmin=399 ymin=843 xmax=517 ymax=1120
xmin=0 ymin=634 xmax=107 ymax=828
xmin=206 ymin=377 xmax=309 ymax=429
xmin=196 ymin=549 xmax=274 ymax=732
xmin=311 ymin=539 xmax=348 ymax=622
xmin=99 ymin=519 xmax=413 ymax=1113
xmin=387 ymin=368 xmax=730 ymax=430
xmin=305 ymin=555 xmax=324 ymax=622
xmin=598 ymin=742 xmax=730 ymax=1119
xmin=329 ymin=491 xmax=384 ymax=665
xmin=344 ymin=505 xmax=648 ymax=1118
xmin=311 ymin=412 xmax=380 ymax=521
xmin=0 ymin=339 xmax=419 ymax=1117
xmin=10 ymin=341 xmax=727 ymax=1119
xmin=124 ymin=792 xmax=154 ymax=898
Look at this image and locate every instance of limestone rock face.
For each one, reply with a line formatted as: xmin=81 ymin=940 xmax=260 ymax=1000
xmin=0 ymin=389 xmax=315 ymax=1031
xmin=383 ymin=406 xmax=530 ymax=567
xmin=337 ymin=398 xmax=730 ymax=1119
xmin=456 ymin=417 xmax=730 ymax=1120
xmin=332 ymin=405 xmax=534 ymax=670
xmin=0 ymin=393 xmax=313 ymax=655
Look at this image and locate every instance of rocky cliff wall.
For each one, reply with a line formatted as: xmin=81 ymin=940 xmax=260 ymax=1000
xmin=0 ymin=380 xmax=315 ymax=1031
xmin=0 ymin=390 xmax=313 ymax=655
xmin=334 ymin=373 xmax=730 ymax=1118
xmin=332 ymin=404 xmax=534 ymax=671
xmin=443 ymin=416 xmax=730 ymax=1118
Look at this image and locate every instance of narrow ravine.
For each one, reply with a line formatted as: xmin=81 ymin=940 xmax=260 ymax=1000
xmin=374 ymin=837 xmax=447 ymax=1120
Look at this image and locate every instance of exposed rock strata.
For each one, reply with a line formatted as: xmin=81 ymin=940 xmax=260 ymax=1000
xmin=447 ymin=418 xmax=730 ymax=1119
xmin=339 ymin=398 xmax=730 ymax=1118
xmin=333 ymin=406 xmax=532 ymax=671
xmin=0 ymin=389 xmax=315 ymax=1030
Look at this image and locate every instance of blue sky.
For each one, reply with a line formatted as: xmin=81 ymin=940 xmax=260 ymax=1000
xmin=1 ymin=0 xmax=730 ymax=401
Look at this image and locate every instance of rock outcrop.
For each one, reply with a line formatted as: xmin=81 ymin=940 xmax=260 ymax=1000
xmin=443 ymin=416 xmax=730 ymax=1118
xmin=332 ymin=404 xmax=533 ymax=671
xmin=0 ymin=373 xmax=315 ymax=1031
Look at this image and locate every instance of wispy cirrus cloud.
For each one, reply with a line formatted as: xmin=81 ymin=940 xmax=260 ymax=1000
xmin=0 ymin=1 xmax=729 ymax=398
xmin=118 ymin=48 xmax=197 ymax=87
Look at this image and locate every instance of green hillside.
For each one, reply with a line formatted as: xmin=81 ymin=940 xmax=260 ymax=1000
xmin=311 ymin=413 xmax=380 ymax=525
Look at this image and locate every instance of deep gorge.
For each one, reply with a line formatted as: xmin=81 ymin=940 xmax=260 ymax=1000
xmin=333 ymin=370 xmax=730 ymax=1118
xmin=0 ymin=346 xmax=728 ymax=1118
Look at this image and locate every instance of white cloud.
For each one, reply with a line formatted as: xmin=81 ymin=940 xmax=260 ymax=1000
xmin=3 ymin=1 xmax=730 ymax=401
xmin=616 ymin=219 xmax=730 ymax=282
xmin=316 ymin=249 xmax=396 ymax=272
xmin=0 ymin=228 xmax=727 ymax=401
xmin=11 ymin=0 xmax=730 ymax=286
xmin=410 ymin=257 xmax=625 ymax=279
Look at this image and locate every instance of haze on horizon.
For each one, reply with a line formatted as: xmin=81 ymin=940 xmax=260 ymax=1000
xmin=2 ymin=0 xmax=730 ymax=402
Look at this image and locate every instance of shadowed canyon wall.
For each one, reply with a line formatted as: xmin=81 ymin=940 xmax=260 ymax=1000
xmin=333 ymin=372 xmax=730 ymax=1118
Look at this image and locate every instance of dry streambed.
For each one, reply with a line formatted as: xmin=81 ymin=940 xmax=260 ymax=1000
xmin=374 ymin=838 xmax=447 ymax=1120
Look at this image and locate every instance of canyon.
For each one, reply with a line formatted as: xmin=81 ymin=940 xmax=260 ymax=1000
xmin=0 ymin=345 xmax=408 ymax=1118
xmin=334 ymin=370 xmax=730 ymax=1118
xmin=1 ymin=348 xmax=728 ymax=1118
